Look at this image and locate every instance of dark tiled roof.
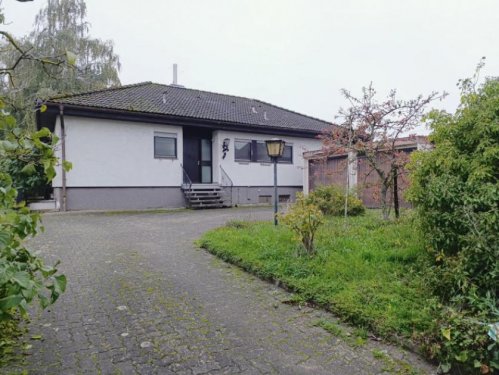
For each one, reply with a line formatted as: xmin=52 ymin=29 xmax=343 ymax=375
xmin=48 ymin=82 xmax=331 ymax=133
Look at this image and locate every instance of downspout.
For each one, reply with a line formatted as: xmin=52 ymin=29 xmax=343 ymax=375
xmin=59 ymin=104 xmax=67 ymax=212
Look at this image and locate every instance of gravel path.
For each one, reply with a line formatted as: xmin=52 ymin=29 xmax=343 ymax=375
xmin=3 ymin=208 xmax=436 ymax=374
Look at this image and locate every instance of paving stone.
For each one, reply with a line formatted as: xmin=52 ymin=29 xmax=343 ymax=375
xmin=1 ymin=208 xmax=436 ymax=374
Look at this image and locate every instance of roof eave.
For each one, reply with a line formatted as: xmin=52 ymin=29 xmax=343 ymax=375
xmin=43 ymin=102 xmax=325 ymax=138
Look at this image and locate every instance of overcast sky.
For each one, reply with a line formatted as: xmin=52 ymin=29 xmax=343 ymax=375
xmin=2 ymin=0 xmax=499 ymax=131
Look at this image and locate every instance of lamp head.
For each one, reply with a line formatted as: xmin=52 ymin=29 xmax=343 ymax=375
xmin=265 ymin=138 xmax=285 ymax=158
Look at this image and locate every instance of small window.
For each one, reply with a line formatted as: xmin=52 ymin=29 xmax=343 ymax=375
xmin=258 ymin=195 xmax=272 ymax=204
xmin=235 ymin=139 xmax=251 ymax=161
xmin=154 ymin=136 xmax=177 ymax=158
xmin=278 ymin=145 xmax=293 ymax=164
xmin=279 ymin=194 xmax=291 ymax=203
xmin=255 ymin=141 xmax=272 ymax=163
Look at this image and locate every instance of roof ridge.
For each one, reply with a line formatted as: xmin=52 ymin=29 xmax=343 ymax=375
xmin=149 ymin=82 xmax=263 ymax=102
xmin=49 ymin=82 xmax=153 ymax=101
xmin=151 ymin=82 xmax=332 ymax=125
xmin=253 ymin=98 xmax=331 ymax=126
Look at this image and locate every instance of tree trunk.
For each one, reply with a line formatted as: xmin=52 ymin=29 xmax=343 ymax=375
xmin=393 ymin=168 xmax=399 ymax=219
xmin=381 ymin=183 xmax=389 ymax=220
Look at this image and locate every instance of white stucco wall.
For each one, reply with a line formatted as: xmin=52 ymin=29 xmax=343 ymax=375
xmin=52 ymin=116 xmax=321 ymax=189
xmin=213 ymin=130 xmax=322 ymax=187
xmin=53 ymin=116 xmax=183 ymax=187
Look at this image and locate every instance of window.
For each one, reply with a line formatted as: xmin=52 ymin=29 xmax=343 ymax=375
xmin=279 ymin=194 xmax=291 ymax=203
xmin=154 ymin=134 xmax=177 ymax=158
xmin=234 ymin=139 xmax=293 ymax=164
xmin=235 ymin=139 xmax=251 ymax=161
xmin=255 ymin=141 xmax=271 ymax=163
xmin=258 ymin=195 xmax=272 ymax=204
xmin=278 ymin=145 xmax=293 ymax=164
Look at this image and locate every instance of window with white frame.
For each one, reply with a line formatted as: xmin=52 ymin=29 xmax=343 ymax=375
xmin=154 ymin=132 xmax=177 ymax=158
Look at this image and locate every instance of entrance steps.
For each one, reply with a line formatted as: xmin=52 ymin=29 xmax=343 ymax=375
xmin=182 ymin=184 xmax=230 ymax=209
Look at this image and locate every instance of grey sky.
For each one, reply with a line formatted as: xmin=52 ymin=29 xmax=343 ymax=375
xmin=3 ymin=0 xmax=499 ymax=131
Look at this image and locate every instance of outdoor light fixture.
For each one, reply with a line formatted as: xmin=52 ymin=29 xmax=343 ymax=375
xmin=265 ymin=138 xmax=286 ymax=158
xmin=265 ymin=138 xmax=286 ymax=226
xmin=222 ymin=138 xmax=230 ymax=159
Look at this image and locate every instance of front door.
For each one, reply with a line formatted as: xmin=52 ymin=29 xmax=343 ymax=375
xmin=183 ymin=130 xmax=212 ymax=184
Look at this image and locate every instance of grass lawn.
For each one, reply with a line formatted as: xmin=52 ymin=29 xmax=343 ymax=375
xmin=198 ymin=210 xmax=436 ymax=344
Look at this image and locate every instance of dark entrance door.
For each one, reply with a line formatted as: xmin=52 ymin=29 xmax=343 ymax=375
xmin=183 ymin=128 xmax=212 ymax=184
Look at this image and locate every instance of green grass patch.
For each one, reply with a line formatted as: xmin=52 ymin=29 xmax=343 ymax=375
xmin=198 ymin=211 xmax=436 ymax=342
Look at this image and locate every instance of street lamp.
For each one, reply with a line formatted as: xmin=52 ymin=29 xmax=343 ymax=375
xmin=265 ymin=138 xmax=286 ymax=226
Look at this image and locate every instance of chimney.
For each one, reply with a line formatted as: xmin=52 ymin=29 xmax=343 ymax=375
xmin=170 ymin=64 xmax=185 ymax=88
xmin=172 ymin=64 xmax=178 ymax=85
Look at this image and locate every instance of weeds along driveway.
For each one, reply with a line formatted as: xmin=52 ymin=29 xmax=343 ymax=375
xmin=5 ymin=208 xmax=436 ymax=375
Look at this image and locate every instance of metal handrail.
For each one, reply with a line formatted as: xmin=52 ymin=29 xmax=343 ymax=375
xmin=219 ymin=166 xmax=233 ymax=207
xmin=219 ymin=165 xmax=233 ymax=188
xmin=180 ymin=164 xmax=192 ymax=190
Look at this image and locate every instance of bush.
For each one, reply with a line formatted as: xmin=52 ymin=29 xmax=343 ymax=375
xmin=305 ymin=185 xmax=365 ymax=216
xmin=0 ymin=148 xmax=49 ymax=200
xmin=417 ymin=300 xmax=499 ymax=374
xmin=0 ymin=117 xmax=69 ymax=366
xmin=280 ymin=193 xmax=324 ymax=255
xmin=408 ymin=78 xmax=498 ymax=300
xmin=0 ymin=175 xmax=66 ymax=320
xmin=408 ymin=77 xmax=499 ymax=373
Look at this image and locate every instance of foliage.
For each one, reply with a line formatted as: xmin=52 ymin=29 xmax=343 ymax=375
xmin=0 ymin=0 xmax=70 ymax=366
xmin=321 ymin=83 xmax=442 ymax=220
xmin=201 ymin=206 xmax=499 ymax=372
xmin=408 ymin=77 xmax=498 ymax=300
xmin=199 ymin=211 xmax=435 ymax=340
xmin=0 ymin=113 xmax=68 ymax=321
xmin=0 ymin=174 xmax=67 ymax=320
xmin=0 ymin=0 xmax=121 ymax=129
xmin=0 ymin=317 xmax=26 ymax=367
xmin=225 ymin=219 xmax=251 ymax=229
xmin=416 ymin=300 xmax=499 ymax=374
xmin=305 ymin=185 xmax=365 ymax=216
xmin=0 ymin=117 xmax=69 ymax=199
xmin=279 ymin=193 xmax=324 ymax=255
xmin=408 ymin=71 xmax=499 ymax=373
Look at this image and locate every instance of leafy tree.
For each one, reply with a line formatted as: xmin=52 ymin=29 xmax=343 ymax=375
xmin=408 ymin=74 xmax=498 ymax=302
xmin=321 ymin=84 xmax=442 ymax=220
xmin=0 ymin=1 xmax=70 ymax=359
xmin=0 ymin=0 xmax=121 ymax=129
xmin=0 ymin=123 xmax=67 ymax=321
xmin=408 ymin=66 xmax=499 ymax=374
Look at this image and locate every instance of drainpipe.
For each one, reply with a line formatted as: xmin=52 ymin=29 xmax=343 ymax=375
xmin=59 ymin=104 xmax=67 ymax=212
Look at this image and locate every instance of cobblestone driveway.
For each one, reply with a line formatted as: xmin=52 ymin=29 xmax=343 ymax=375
xmin=4 ymin=208 xmax=435 ymax=374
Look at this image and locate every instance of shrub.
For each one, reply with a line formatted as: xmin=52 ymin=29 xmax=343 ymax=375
xmin=0 ymin=125 xmax=68 ymax=321
xmin=416 ymin=300 xmax=499 ymax=374
xmin=408 ymin=78 xmax=498 ymax=300
xmin=280 ymin=193 xmax=324 ymax=255
xmin=408 ymin=76 xmax=499 ymax=372
xmin=305 ymin=185 xmax=365 ymax=216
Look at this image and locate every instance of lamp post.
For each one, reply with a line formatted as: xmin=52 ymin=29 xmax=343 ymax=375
xmin=265 ymin=138 xmax=286 ymax=226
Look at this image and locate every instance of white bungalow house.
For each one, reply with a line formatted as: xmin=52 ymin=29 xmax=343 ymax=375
xmin=37 ymin=82 xmax=330 ymax=210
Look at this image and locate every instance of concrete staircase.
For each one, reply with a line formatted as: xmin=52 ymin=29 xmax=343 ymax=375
xmin=182 ymin=184 xmax=230 ymax=209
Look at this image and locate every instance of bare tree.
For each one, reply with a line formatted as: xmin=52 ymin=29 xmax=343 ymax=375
xmin=321 ymin=83 xmax=443 ymax=220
